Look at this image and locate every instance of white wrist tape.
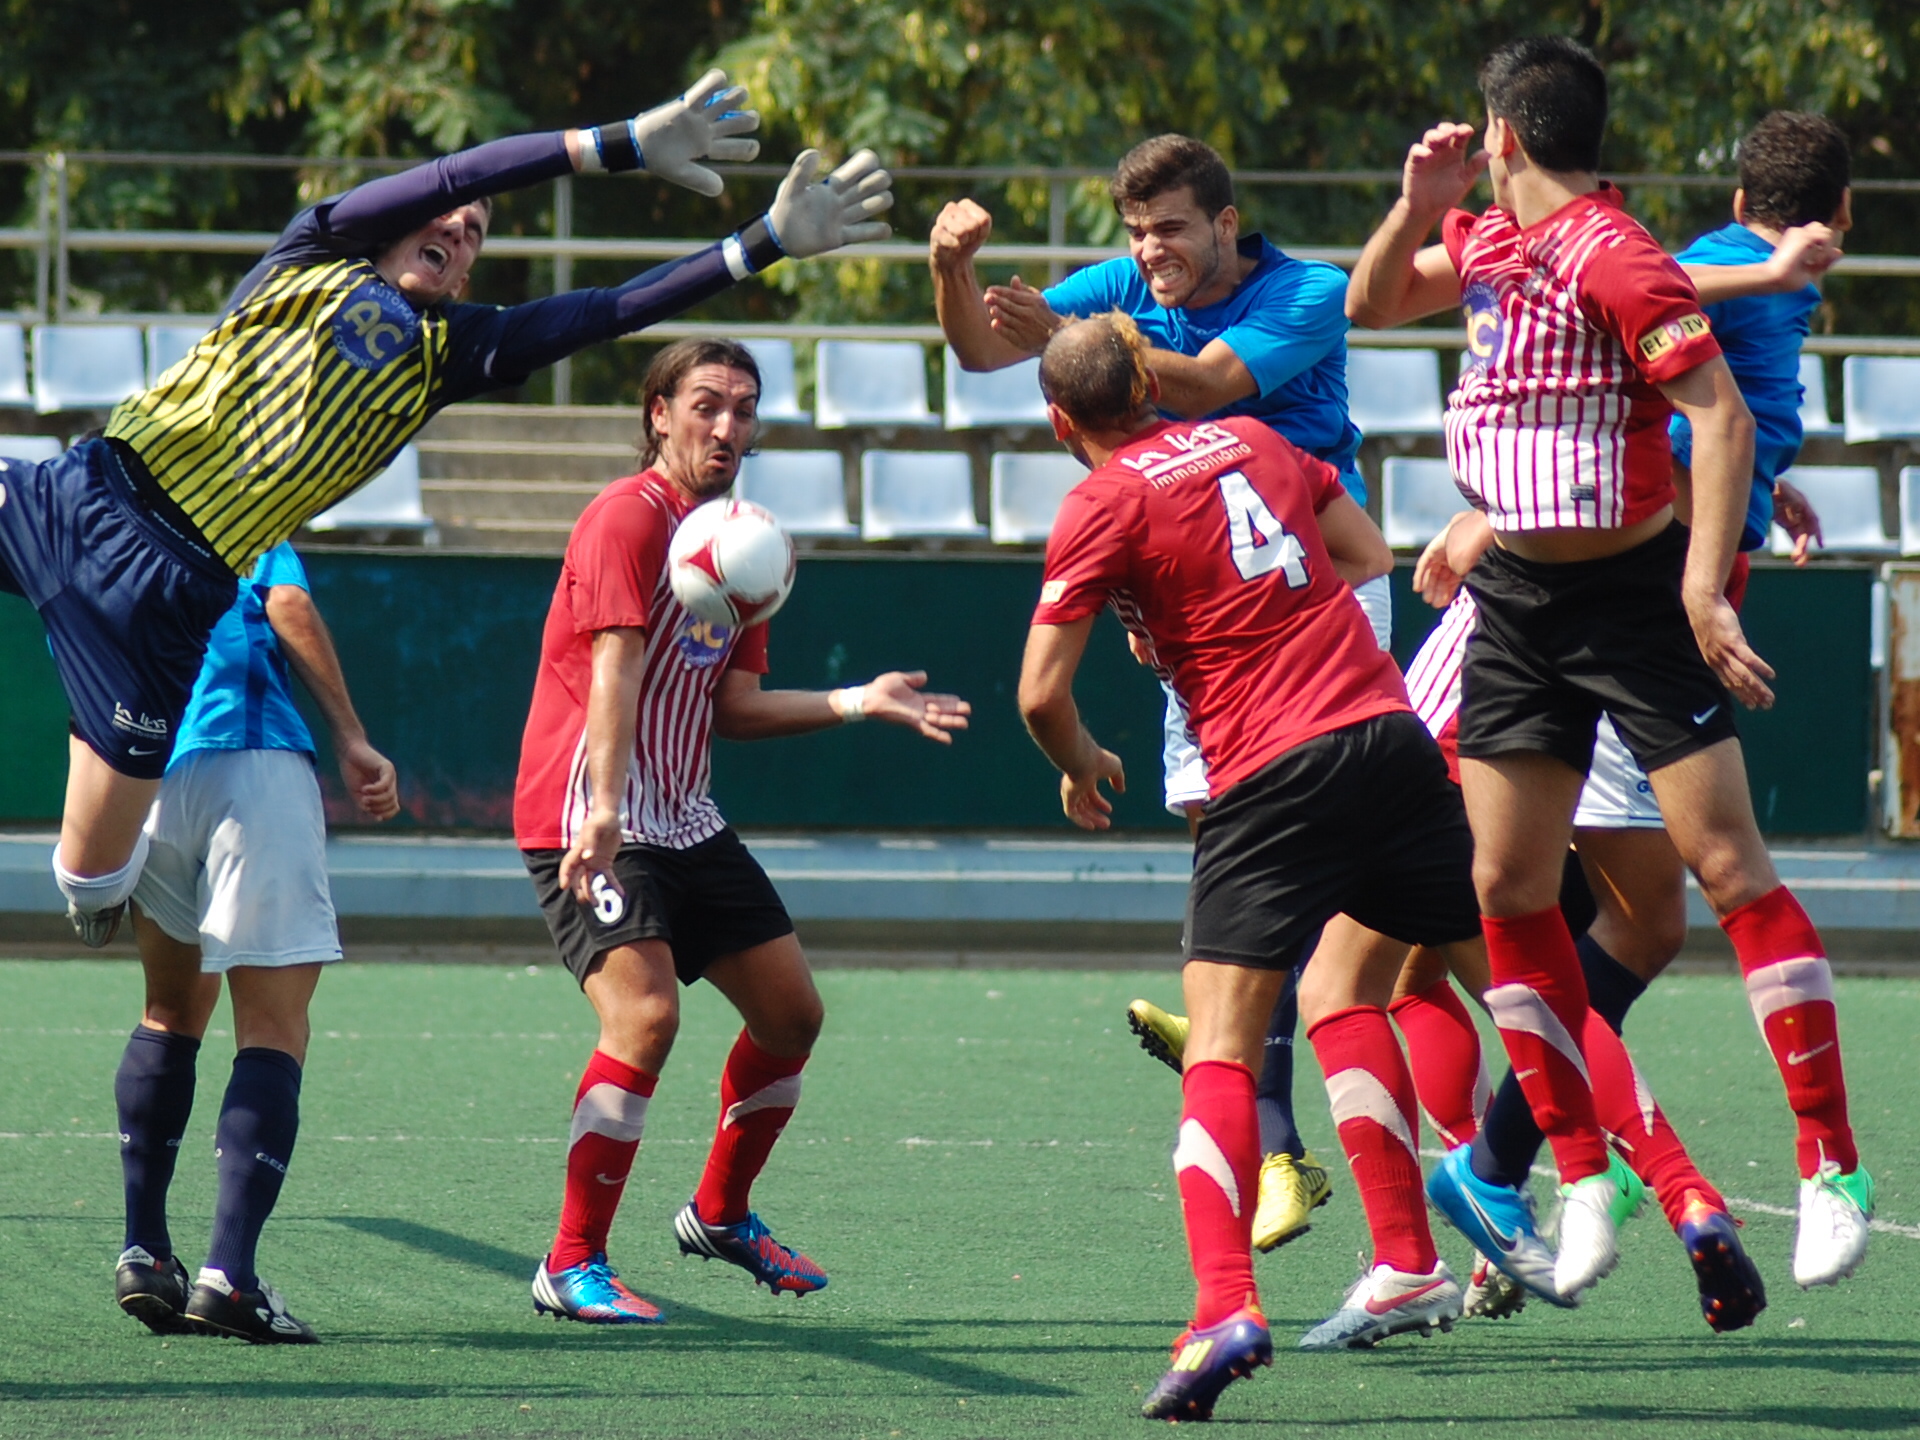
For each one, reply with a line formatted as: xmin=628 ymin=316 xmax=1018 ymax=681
xmin=830 ymin=685 xmax=868 ymax=723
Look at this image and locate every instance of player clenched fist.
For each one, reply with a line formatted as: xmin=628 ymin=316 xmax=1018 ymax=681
xmin=929 ymin=198 xmax=994 ymax=268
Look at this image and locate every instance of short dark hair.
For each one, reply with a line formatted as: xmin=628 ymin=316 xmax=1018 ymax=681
xmin=1479 ymin=36 xmax=1608 ymax=174
xmin=1110 ymin=135 xmax=1235 ymax=220
xmin=1737 ymin=112 xmax=1851 ymax=229
xmin=1039 ymin=311 xmax=1154 ymax=432
xmin=638 ymin=338 xmax=761 ymax=466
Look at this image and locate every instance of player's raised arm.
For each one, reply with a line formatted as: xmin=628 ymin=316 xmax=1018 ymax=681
xmin=1682 ymin=222 xmax=1842 ymax=304
xmin=1347 ymin=123 xmax=1481 ymax=329
xmin=931 ymin=199 xmax=1040 ymax=371
xmin=1019 ymin=618 xmax=1127 ymax=830
xmin=712 ymin=668 xmax=971 ymax=744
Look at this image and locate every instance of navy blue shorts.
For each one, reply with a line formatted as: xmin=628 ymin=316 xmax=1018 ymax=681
xmin=0 ymin=440 xmax=237 ymax=780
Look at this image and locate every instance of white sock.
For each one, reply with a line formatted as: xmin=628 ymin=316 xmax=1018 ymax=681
xmin=52 ymin=830 xmax=150 ymax=912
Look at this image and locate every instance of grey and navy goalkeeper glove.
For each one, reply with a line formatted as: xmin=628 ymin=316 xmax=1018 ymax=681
xmin=764 ymin=150 xmax=894 ymax=259
xmin=581 ymin=68 xmax=760 ymax=197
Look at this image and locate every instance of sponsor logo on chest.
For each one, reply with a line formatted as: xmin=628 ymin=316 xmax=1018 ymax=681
xmin=673 ymin=611 xmax=734 ymax=670
xmin=331 ymin=277 xmax=421 ymax=371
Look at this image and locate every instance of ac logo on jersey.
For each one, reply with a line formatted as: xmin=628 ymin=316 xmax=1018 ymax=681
xmin=1461 ymin=280 xmax=1505 ymax=369
xmin=674 ymin=611 xmax=733 ymax=669
xmin=332 ymin=278 xmax=420 ymax=371
xmin=1637 ymin=311 xmax=1711 ymax=365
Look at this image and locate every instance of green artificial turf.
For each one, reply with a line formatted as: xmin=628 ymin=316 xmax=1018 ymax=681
xmin=1 ymin=960 xmax=1917 ymax=1439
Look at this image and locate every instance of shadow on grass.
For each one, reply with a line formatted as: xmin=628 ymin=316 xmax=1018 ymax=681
xmin=324 ymin=1214 xmax=1078 ymax=1398
xmin=1350 ymin=1333 xmax=1920 ymax=1381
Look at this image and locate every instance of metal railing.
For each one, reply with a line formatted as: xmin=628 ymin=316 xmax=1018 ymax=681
xmin=7 ymin=151 xmax=1920 ymax=366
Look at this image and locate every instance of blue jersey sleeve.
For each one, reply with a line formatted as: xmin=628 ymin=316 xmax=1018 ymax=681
xmin=1044 ymin=259 xmax=1134 ymax=319
xmin=1215 ymin=264 xmax=1349 ymax=398
xmin=252 ymin=542 xmax=310 ymax=593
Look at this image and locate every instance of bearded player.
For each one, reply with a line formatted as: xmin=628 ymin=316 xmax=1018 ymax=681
xmin=513 ymin=339 xmax=970 ymax=1324
xmin=1348 ymin=36 xmax=1873 ymax=1293
xmin=1018 ymin=313 xmax=1619 ymax=1420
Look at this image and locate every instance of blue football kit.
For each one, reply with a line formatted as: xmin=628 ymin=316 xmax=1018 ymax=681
xmin=174 ymin=542 xmax=317 ymax=764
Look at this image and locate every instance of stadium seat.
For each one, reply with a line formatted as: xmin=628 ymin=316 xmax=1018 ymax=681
xmin=1799 ymin=354 xmax=1840 ymax=438
xmin=1843 ymin=356 xmax=1920 ymax=444
xmin=147 ymin=323 xmax=209 ymax=388
xmin=943 ymin=349 xmax=1049 ymax=429
xmin=31 ymin=324 xmax=148 ymax=413
xmin=738 ymin=338 xmax=807 ymax=423
xmin=1380 ymin=455 xmax=1472 ymax=548
xmin=307 ymin=444 xmax=434 ymax=535
xmin=860 ymin=451 xmax=985 ymax=539
xmin=814 ymin=341 xmax=938 ymax=429
xmin=990 ymin=451 xmax=1086 ymax=543
xmin=1898 ymin=468 xmax=1920 ymax=556
xmin=1346 ymin=349 xmax=1446 ymax=437
xmin=0 ymin=434 xmax=62 ymax=463
xmin=0 ymin=323 xmax=29 ymax=407
xmin=735 ymin=449 xmax=855 ymax=535
xmin=1771 ymin=465 xmax=1892 ymax=555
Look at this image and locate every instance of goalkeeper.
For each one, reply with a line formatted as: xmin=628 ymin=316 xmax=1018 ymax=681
xmin=0 ymin=70 xmax=892 ymax=949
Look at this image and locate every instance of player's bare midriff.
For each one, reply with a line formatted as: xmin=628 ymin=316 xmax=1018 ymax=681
xmin=1490 ymin=505 xmax=1675 ymax=564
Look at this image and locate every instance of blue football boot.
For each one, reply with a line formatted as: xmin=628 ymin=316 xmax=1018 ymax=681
xmin=1141 ymin=1306 xmax=1273 ymax=1422
xmin=673 ymin=1202 xmax=828 ymax=1295
xmin=1425 ymin=1142 xmax=1570 ymax=1308
xmin=532 ymin=1253 xmax=665 ymax=1324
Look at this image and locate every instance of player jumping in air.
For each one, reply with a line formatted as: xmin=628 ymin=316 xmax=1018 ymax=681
xmin=1018 ymin=312 xmax=1613 ymax=1420
xmin=514 ymin=339 xmax=970 ymax=1324
xmin=1347 ymin=37 xmax=1873 ymax=1294
xmin=111 ymin=542 xmax=399 ymax=1342
xmin=0 ymin=70 xmax=893 ymax=959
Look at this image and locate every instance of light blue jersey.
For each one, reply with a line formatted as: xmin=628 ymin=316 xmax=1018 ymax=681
xmin=1669 ymin=222 xmax=1823 ymax=550
xmin=172 ymin=542 xmax=316 ymax=764
xmin=1045 ymin=235 xmax=1365 ymax=502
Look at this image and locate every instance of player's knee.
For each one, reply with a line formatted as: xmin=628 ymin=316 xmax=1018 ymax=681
xmin=1690 ymin=838 xmax=1770 ymax=916
xmin=773 ymin=992 xmax=825 ymax=1055
xmin=1471 ymin=853 xmax=1555 ymax=917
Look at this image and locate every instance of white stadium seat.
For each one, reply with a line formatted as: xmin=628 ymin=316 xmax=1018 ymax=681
xmin=1346 ymin=348 xmax=1446 ymax=437
xmin=990 ymin=451 xmax=1086 ymax=543
xmin=1843 ymin=356 xmax=1920 ymax=444
xmin=738 ymin=338 xmax=807 ymax=424
xmin=32 ymin=324 xmax=147 ymax=413
xmin=1897 ymin=468 xmax=1920 ymax=556
xmin=1799 ymin=354 xmax=1840 ymax=437
xmin=147 ymin=324 xmax=210 ymax=388
xmin=860 ymin=451 xmax=985 ymax=539
xmin=814 ymin=341 xmax=937 ymax=429
xmin=0 ymin=435 xmax=62 ymax=463
xmin=1380 ymin=455 xmax=1472 ymax=548
xmin=735 ymin=450 xmax=855 ymax=535
xmin=1771 ymin=465 xmax=1892 ymax=555
xmin=0 ymin=323 xmax=30 ymax=407
xmin=943 ymin=349 xmax=1049 ymax=429
xmin=307 ymin=444 xmax=434 ymax=533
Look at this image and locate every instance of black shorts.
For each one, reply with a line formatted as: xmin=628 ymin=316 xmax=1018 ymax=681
xmin=1185 ymin=711 xmax=1482 ymax=968
xmin=522 ymin=828 xmax=794 ymax=987
xmin=1458 ymin=522 xmax=1738 ymax=777
xmin=0 ymin=440 xmax=238 ymax=779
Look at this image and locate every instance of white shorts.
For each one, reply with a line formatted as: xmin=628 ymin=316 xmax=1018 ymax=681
xmin=133 ymin=747 xmax=342 ymax=972
xmin=1572 ymin=716 xmax=1666 ymax=830
xmin=1160 ymin=579 xmax=1394 ymax=813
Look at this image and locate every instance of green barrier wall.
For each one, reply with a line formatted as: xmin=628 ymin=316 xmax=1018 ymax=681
xmin=0 ymin=555 xmax=1875 ymax=835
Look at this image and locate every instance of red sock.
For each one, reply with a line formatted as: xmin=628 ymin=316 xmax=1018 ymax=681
xmin=693 ymin=1030 xmax=808 ymax=1226
xmin=1309 ymin=1006 xmax=1438 ymax=1274
xmin=1389 ymin=979 xmax=1487 ymax=1148
xmin=1175 ymin=1061 xmax=1261 ymax=1329
xmin=1581 ymin=1011 xmax=1727 ymax=1229
xmin=550 ymin=1050 xmax=657 ymax=1272
xmin=1723 ymin=886 xmax=1856 ymax=1176
xmin=1481 ymin=907 xmax=1609 ymax=1183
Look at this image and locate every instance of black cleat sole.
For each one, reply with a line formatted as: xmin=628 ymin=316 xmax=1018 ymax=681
xmin=118 ymin=1292 xmax=193 ymax=1336
xmin=1127 ymin=1010 xmax=1184 ymax=1075
xmin=1690 ymin=1232 xmax=1768 ymax=1334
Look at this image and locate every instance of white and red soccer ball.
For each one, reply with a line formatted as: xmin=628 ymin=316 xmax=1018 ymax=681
xmin=667 ymin=497 xmax=796 ymax=627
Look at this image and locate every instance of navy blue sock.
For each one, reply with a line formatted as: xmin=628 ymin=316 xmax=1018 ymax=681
xmin=115 ymin=1026 xmax=201 ymax=1258
xmin=1469 ymin=936 xmax=1650 ymax=1187
xmin=1577 ymin=934 xmax=1646 ymax=1036
xmin=1256 ymin=985 xmax=1304 ymax=1158
xmin=206 ymin=1047 xmax=302 ymax=1291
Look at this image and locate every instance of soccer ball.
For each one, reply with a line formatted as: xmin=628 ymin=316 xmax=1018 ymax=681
xmin=667 ymin=497 xmax=797 ymax=628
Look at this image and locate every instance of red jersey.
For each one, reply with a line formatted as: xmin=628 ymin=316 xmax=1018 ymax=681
xmin=1033 ymin=417 xmax=1407 ymax=799
xmin=513 ymin=471 xmax=769 ymax=851
xmin=1442 ymin=185 xmax=1721 ymax=533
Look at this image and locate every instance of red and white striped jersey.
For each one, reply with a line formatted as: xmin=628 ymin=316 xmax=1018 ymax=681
xmin=514 ymin=471 xmax=769 ymax=851
xmin=1402 ymin=591 xmax=1477 ymax=783
xmin=1442 ymin=185 xmax=1721 ymax=533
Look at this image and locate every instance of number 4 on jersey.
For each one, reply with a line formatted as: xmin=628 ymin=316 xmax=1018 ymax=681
xmin=1217 ymin=471 xmax=1308 ymax=586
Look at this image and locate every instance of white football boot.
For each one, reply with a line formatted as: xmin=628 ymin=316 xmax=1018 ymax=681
xmin=1793 ymin=1159 xmax=1874 ymax=1288
xmin=1298 ymin=1260 xmax=1463 ymax=1350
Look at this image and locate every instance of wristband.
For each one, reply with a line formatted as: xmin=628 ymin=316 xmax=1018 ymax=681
xmin=576 ymin=127 xmax=607 ymax=173
xmin=593 ymin=119 xmax=642 ymax=174
xmin=740 ymin=213 xmax=785 ymax=268
xmin=830 ymin=685 xmax=868 ymax=723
